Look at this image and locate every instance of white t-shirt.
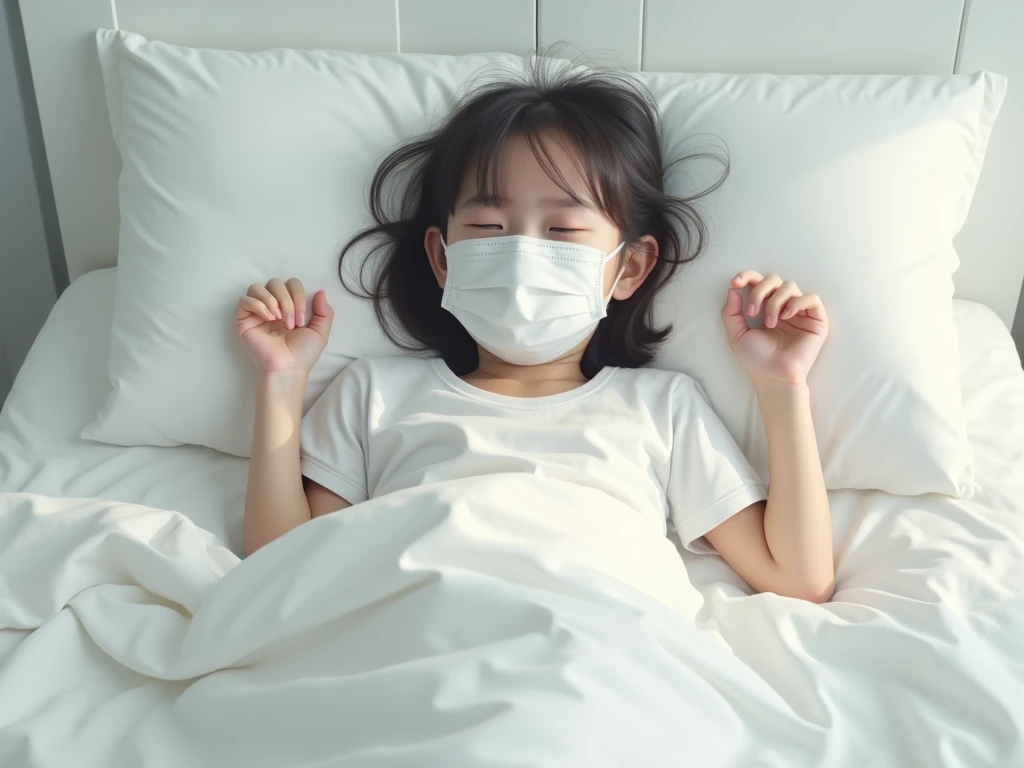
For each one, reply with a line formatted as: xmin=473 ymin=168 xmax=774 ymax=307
xmin=300 ymin=357 xmax=766 ymax=552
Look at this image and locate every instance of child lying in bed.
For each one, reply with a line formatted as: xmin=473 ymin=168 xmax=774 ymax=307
xmin=233 ymin=64 xmax=836 ymax=603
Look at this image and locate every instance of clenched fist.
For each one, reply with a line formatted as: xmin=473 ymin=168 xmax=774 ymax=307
xmin=235 ymin=278 xmax=333 ymax=373
xmin=721 ymin=271 xmax=828 ymax=386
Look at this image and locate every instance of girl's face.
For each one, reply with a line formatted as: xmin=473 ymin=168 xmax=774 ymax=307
xmin=425 ymin=133 xmax=657 ymax=301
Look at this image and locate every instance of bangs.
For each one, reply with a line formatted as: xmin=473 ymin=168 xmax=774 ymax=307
xmin=433 ymin=68 xmax=641 ymax=227
xmin=457 ymin=123 xmax=611 ymax=214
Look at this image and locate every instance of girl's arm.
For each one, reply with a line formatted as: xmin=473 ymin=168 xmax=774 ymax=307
xmin=235 ymin=278 xmax=346 ymax=556
xmin=245 ymin=371 xmax=351 ymax=555
xmin=705 ymin=381 xmax=833 ymax=603
xmin=246 ymin=370 xmax=313 ymax=554
xmin=706 ymin=272 xmax=835 ymax=603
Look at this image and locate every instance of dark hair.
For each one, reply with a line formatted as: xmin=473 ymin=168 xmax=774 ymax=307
xmin=339 ymin=59 xmax=727 ymax=377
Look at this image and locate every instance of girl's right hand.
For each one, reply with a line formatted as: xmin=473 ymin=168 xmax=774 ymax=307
xmin=235 ymin=278 xmax=334 ymax=373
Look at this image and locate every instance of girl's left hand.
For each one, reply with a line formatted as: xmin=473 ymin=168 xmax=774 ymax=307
xmin=721 ymin=271 xmax=829 ymax=386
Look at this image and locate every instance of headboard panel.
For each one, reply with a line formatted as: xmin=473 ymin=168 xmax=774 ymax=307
xmin=640 ymin=0 xmax=965 ymax=73
xmin=114 ymin=1 xmax=401 ymax=52
xmin=17 ymin=0 xmax=1024 ymax=327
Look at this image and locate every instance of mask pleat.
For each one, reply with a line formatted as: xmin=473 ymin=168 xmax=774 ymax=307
xmin=440 ymin=235 xmax=621 ymax=365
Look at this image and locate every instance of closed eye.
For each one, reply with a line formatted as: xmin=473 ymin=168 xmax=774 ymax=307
xmin=470 ymin=224 xmax=503 ymax=230
xmin=550 ymin=227 xmax=584 ymax=233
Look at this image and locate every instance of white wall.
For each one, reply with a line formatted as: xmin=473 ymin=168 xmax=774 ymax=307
xmin=0 ymin=0 xmax=62 ymax=403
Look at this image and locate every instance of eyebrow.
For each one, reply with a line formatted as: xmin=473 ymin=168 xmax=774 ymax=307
xmin=457 ymin=194 xmax=594 ymax=210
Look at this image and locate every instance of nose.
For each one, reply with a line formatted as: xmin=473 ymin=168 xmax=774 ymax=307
xmin=503 ymin=225 xmax=544 ymax=240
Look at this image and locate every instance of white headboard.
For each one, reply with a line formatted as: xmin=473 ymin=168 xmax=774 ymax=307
xmin=17 ymin=0 xmax=1024 ymax=327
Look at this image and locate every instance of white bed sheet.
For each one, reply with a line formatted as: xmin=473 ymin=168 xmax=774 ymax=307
xmin=0 ymin=269 xmax=247 ymax=551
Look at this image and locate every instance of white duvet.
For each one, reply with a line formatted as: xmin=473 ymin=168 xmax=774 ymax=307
xmin=2 ymin=462 xmax=1023 ymax=766
xmin=2 ymin=274 xmax=1024 ymax=766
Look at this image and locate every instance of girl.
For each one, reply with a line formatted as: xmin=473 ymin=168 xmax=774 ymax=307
xmin=234 ymin=65 xmax=834 ymax=603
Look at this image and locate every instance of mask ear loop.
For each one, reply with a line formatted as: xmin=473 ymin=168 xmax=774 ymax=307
xmin=604 ymin=242 xmax=629 ymax=304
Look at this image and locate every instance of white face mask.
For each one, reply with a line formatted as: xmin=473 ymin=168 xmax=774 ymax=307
xmin=440 ymin=234 xmax=627 ymax=365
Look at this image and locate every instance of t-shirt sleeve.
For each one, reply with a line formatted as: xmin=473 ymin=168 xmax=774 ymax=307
xmin=667 ymin=377 xmax=767 ymax=554
xmin=299 ymin=362 xmax=370 ymax=505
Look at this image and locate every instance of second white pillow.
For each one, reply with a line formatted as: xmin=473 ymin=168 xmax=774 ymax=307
xmin=649 ymin=72 xmax=1005 ymax=496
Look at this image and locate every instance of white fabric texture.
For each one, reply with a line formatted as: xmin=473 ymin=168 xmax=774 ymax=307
xmin=88 ymin=30 xmax=1004 ymax=498
xmin=2 ymin=268 xmax=1023 ymax=765
xmin=649 ymin=73 xmax=1006 ymax=497
xmin=0 ymin=270 xmax=247 ymax=551
xmin=299 ymin=357 xmax=766 ymax=552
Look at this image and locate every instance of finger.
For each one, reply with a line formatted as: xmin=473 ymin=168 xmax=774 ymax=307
xmin=764 ymin=281 xmax=801 ymax=328
xmin=237 ymin=296 xmax=276 ymax=323
xmin=235 ymin=298 xmax=269 ymax=336
xmin=307 ymin=290 xmax=334 ymax=339
xmin=720 ymin=287 xmax=749 ymax=345
xmin=781 ymin=292 xmax=827 ymax=324
xmin=285 ymin=278 xmax=308 ymax=327
xmin=247 ymin=283 xmax=281 ymax=319
xmin=746 ymin=274 xmax=783 ymax=317
xmin=266 ymin=278 xmax=295 ymax=329
xmin=731 ymin=271 xmax=764 ymax=289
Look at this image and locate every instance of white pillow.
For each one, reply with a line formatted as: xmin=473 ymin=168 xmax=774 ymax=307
xmin=650 ymin=73 xmax=1005 ymax=496
xmin=89 ymin=31 xmax=516 ymax=455
xmin=89 ymin=30 xmax=1004 ymax=496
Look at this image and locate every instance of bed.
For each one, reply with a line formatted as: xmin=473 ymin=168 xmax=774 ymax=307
xmin=2 ymin=267 xmax=1023 ymax=765
xmin=3 ymin=1 xmax=1024 ymax=766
